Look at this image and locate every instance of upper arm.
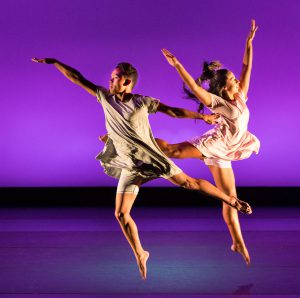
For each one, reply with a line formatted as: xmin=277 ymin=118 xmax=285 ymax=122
xmin=190 ymin=85 xmax=212 ymax=107
xmin=239 ymin=64 xmax=251 ymax=97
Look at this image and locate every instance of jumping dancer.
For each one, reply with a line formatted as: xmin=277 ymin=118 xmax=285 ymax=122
xmin=156 ymin=20 xmax=260 ymax=265
xmin=32 ymin=58 xmax=252 ymax=279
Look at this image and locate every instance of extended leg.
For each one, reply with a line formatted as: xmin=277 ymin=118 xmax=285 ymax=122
xmin=168 ymin=172 xmax=252 ymax=214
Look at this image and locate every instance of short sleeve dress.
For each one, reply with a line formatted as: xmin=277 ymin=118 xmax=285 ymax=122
xmin=95 ymin=87 xmax=182 ymax=180
xmin=189 ymin=91 xmax=260 ymax=165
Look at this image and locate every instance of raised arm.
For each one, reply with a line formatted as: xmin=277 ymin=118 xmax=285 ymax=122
xmin=239 ymin=20 xmax=258 ymax=97
xmin=32 ymin=58 xmax=98 ymax=96
xmin=157 ymin=102 xmax=219 ymax=124
xmin=161 ymin=49 xmax=212 ymax=107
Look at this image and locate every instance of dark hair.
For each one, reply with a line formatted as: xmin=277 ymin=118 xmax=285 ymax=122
xmin=116 ymin=62 xmax=138 ymax=89
xmin=184 ymin=61 xmax=229 ymax=113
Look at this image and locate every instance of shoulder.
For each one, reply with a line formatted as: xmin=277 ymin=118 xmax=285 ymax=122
xmin=208 ymin=93 xmax=226 ymax=109
xmin=133 ymin=94 xmax=159 ymax=104
xmin=236 ymin=89 xmax=248 ymax=102
xmin=96 ymin=86 xmax=110 ymax=103
xmin=132 ymin=94 xmax=160 ymax=113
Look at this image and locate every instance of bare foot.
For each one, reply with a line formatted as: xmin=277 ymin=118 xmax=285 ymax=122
xmin=231 ymin=244 xmax=251 ymax=266
xmin=137 ymin=251 xmax=150 ymax=280
xmin=230 ymin=196 xmax=252 ymax=214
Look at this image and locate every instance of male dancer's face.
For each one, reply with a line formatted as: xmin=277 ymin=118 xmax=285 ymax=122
xmin=109 ymin=68 xmax=127 ymax=94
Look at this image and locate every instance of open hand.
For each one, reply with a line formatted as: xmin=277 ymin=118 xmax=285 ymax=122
xmin=203 ymin=113 xmax=220 ymax=125
xmin=32 ymin=58 xmax=57 ymax=64
xmin=247 ymin=19 xmax=258 ymax=45
xmin=161 ymin=48 xmax=180 ymax=67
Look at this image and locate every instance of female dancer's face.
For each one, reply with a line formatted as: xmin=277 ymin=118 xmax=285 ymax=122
xmin=225 ymin=71 xmax=240 ymax=98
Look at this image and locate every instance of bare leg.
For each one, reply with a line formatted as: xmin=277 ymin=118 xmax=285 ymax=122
xmin=155 ymin=138 xmax=205 ymax=159
xmin=115 ymin=192 xmax=149 ymax=279
xmin=156 ymin=138 xmax=252 ymax=256
xmin=168 ymin=172 xmax=252 ymax=214
xmin=208 ymin=165 xmax=250 ymax=265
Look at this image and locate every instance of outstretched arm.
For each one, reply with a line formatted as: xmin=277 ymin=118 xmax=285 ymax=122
xmin=239 ymin=20 xmax=258 ymax=97
xmin=157 ymin=102 xmax=219 ymax=124
xmin=32 ymin=58 xmax=98 ymax=96
xmin=161 ymin=49 xmax=212 ymax=107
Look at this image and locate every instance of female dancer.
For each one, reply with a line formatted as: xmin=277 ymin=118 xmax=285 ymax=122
xmin=157 ymin=20 xmax=260 ymax=265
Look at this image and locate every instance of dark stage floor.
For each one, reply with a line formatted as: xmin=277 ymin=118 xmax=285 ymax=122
xmin=0 ymin=206 xmax=299 ymax=298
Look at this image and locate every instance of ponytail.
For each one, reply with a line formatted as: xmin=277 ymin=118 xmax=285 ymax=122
xmin=183 ymin=61 xmax=223 ymax=113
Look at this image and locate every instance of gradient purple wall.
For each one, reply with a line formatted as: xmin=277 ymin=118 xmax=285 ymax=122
xmin=1 ymin=0 xmax=299 ymax=187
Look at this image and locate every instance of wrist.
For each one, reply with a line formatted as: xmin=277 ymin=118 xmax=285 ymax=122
xmin=198 ymin=113 xmax=204 ymax=120
xmin=45 ymin=58 xmax=58 ymax=64
xmin=174 ymin=61 xmax=182 ymax=69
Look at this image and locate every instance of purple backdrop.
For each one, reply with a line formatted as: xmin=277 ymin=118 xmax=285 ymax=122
xmin=1 ymin=0 xmax=299 ymax=187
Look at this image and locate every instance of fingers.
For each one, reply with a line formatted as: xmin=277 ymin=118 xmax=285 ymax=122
xmin=204 ymin=113 xmax=220 ymax=124
xmin=250 ymin=19 xmax=258 ymax=34
xmin=161 ymin=48 xmax=174 ymax=58
xmin=211 ymin=113 xmax=220 ymax=122
xmin=32 ymin=57 xmax=44 ymax=63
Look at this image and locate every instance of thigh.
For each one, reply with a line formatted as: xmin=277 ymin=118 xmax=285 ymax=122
xmin=208 ymin=165 xmax=236 ymax=196
xmin=174 ymin=142 xmax=205 ymax=159
xmin=155 ymin=138 xmax=204 ymax=159
xmin=115 ymin=170 xmax=144 ymax=214
xmin=115 ymin=192 xmax=137 ymax=215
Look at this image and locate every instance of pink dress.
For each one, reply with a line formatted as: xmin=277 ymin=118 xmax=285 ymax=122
xmin=188 ymin=91 xmax=260 ymax=167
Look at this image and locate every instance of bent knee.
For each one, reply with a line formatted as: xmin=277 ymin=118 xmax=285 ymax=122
xmin=171 ymin=147 xmax=183 ymax=158
xmin=180 ymin=178 xmax=198 ymax=190
xmin=155 ymin=139 xmax=179 ymax=158
xmin=181 ymin=178 xmax=207 ymax=191
xmin=165 ymin=146 xmax=182 ymax=159
xmin=115 ymin=211 xmax=130 ymax=222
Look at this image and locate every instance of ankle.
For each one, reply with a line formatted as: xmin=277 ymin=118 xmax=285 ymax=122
xmin=137 ymin=250 xmax=145 ymax=258
xmin=233 ymin=242 xmax=245 ymax=249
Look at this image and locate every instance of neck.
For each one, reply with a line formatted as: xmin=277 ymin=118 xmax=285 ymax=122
xmin=115 ymin=90 xmax=132 ymax=102
xmin=223 ymin=91 xmax=235 ymax=101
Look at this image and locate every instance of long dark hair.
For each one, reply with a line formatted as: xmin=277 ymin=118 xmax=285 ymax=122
xmin=183 ymin=61 xmax=229 ymax=113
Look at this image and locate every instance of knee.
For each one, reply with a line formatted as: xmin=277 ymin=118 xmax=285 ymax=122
xmin=183 ymin=178 xmax=208 ymax=192
xmin=157 ymin=140 xmax=172 ymax=156
xmin=156 ymin=139 xmax=178 ymax=158
xmin=170 ymin=147 xmax=182 ymax=158
xmin=114 ymin=211 xmax=123 ymax=222
xmin=166 ymin=145 xmax=182 ymax=158
xmin=115 ymin=211 xmax=129 ymax=223
xmin=180 ymin=178 xmax=199 ymax=190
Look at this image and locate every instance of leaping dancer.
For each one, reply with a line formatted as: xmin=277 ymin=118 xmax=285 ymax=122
xmin=155 ymin=19 xmax=260 ymax=265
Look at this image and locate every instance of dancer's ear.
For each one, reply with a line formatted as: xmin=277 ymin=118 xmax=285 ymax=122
xmin=123 ymin=79 xmax=132 ymax=86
